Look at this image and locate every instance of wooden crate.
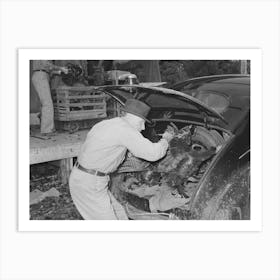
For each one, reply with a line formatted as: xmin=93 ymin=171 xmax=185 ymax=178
xmin=53 ymin=86 xmax=107 ymax=121
xmin=54 ymin=119 xmax=105 ymax=132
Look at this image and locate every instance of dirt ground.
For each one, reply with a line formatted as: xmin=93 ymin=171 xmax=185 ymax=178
xmin=30 ymin=163 xmax=83 ymax=220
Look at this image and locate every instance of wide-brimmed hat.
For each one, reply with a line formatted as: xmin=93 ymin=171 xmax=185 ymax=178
xmin=122 ymin=99 xmax=151 ymax=123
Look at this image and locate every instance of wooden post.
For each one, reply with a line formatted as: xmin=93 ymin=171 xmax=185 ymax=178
xmin=60 ymin=158 xmax=73 ymax=185
xmin=240 ymin=60 xmax=248 ymax=74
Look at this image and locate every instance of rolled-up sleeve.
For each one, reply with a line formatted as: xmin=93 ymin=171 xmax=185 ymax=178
xmin=119 ymin=128 xmax=168 ymax=162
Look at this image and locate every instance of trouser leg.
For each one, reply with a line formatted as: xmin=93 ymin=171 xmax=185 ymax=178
xmin=32 ymin=71 xmax=55 ymax=134
xmin=69 ymin=168 xmax=127 ymax=220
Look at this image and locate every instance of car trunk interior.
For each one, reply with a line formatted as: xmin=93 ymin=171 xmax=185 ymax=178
xmin=110 ymin=119 xmax=232 ymax=220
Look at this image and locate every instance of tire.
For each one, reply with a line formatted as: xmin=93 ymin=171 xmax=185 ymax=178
xmin=190 ymin=126 xmax=225 ymax=153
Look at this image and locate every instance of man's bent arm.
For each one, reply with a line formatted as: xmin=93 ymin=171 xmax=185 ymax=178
xmin=120 ymin=129 xmax=168 ymax=161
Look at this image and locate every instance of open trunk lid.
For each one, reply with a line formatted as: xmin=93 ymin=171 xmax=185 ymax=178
xmin=97 ymin=85 xmax=227 ymax=127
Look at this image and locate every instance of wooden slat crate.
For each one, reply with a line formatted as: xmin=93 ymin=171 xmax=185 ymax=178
xmin=53 ymin=86 xmax=107 ymax=121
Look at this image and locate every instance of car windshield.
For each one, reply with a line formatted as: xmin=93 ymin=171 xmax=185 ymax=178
xmin=192 ymin=90 xmax=230 ymax=114
xmin=177 ymin=87 xmax=230 ymax=114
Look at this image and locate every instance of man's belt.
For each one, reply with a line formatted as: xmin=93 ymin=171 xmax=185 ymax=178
xmin=75 ymin=162 xmax=107 ymax=177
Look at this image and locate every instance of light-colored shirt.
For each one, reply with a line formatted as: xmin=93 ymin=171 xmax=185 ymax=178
xmin=78 ymin=117 xmax=168 ymax=173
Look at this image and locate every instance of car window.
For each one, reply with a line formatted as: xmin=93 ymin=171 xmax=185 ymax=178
xmin=176 ymin=85 xmax=199 ymax=98
xmin=176 ymin=85 xmax=194 ymax=96
xmin=192 ymin=90 xmax=230 ymax=114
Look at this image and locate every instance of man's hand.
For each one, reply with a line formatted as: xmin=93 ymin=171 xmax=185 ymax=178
xmin=51 ymin=66 xmax=69 ymax=75
xmin=60 ymin=66 xmax=69 ymax=74
xmin=162 ymin=125 xmax=176 ymax=143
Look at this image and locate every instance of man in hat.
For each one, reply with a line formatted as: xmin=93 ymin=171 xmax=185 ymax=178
xmin=69 ymin=99 xmax=175 ymax=220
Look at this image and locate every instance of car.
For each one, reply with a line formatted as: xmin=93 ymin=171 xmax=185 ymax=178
xmin=96 ymin=76 xmax=250 ymax=220
xmin=170 ymin=74 xmax=250 ymax=131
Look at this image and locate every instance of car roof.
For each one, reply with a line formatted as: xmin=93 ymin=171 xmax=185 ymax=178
xmin=198 ymin=77 xmax=250 ymax=97
xmin=171 ymin=75 xmax=250 ymax=132
xmin=172 ymin=74 xmax=249 ymax=89
xmin=173 ymin=74 xmax=248 ymax=90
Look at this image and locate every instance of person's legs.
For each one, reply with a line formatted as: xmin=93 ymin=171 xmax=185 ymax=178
xmin=32 ymin=71 xmax=55 ymax=134
xmin=69 ymin=168 xmax=119 ymax=220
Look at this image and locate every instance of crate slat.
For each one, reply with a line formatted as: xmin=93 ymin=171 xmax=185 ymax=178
xmin=55 ymin=112 xmax=107 ymax=121
xmin=55 ymin=95 xmax=107 ymax=100
xmin=56 ymin=86 xmax=97 ymax=91
xmin=56 ymin=102 xmax=105 ymax=107
xmin=55 ymin=109 xmax=106 ymax=115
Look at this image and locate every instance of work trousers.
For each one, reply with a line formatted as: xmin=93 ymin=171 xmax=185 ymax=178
xmin=69 ymin=167 xmax=128 ymax=220
xmin=32 ymin=71 xmax=55 ymax=134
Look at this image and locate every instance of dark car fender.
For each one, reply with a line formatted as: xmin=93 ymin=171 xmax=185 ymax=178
xmin=189 ymin=115 xmax=250 ymax=220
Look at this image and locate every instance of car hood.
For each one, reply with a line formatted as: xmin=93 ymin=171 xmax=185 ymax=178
xmin=96 ymin=85 xmax=227 ymax=126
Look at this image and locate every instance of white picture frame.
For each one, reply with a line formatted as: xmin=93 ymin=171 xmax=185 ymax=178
xmin=1 ymin=1 xmax=279 ymax=279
